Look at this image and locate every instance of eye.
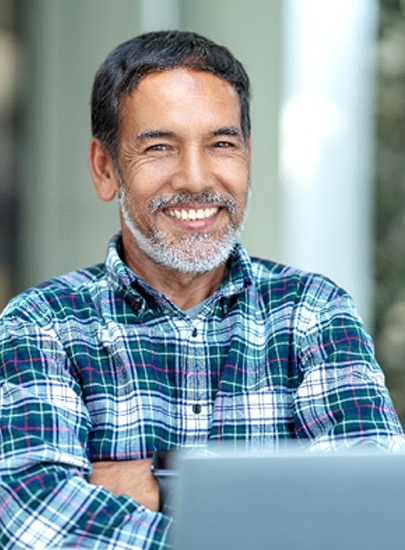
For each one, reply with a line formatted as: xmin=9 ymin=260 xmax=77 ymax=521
xmin=146 ymin=144 xmax=168 ymax=152
xmin=214 ymin=141 xmax=234 ymax=148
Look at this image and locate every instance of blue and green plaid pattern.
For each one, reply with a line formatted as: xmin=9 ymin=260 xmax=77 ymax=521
xmin=0 ymin=233 xmax=403 ymax=548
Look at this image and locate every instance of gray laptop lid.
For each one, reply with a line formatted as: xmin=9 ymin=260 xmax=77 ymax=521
xmin=173 ymin=448 xmax=405 ymax=550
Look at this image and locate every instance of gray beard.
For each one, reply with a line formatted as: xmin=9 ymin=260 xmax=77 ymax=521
xmin=118 ymin=184 xmax=250 ymax=275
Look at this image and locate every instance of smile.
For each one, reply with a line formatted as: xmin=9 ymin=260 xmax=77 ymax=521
xmin=165 ymin=207 xmax=219 ymax=221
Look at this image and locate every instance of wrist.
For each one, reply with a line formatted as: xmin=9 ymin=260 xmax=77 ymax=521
xmin=150 ymin=450 xmax=178 ymax=512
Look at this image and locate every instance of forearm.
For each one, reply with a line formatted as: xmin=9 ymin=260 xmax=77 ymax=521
xmin=0 ymin=306 xmax=170 ymax=547
xmin=0 ymin=380 xmax=169 ymax=548
xmin=294 ymin=291 xmax=405 ymax=449
xmin=0 ymin=464 xmax=171 ymax=550
xmin=90 ymin=458 xmax=160 ymax=512
xmin=294 ymin=363 xmax=405 ymax=449
xmin=294 ymin=319 xmax=405 ymax=447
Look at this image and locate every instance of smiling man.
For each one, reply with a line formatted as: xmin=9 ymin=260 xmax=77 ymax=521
xmin=89 ymin=67 xmax=251 ymax=307
xmin=0 ymin=30 xmax=404 ymax=550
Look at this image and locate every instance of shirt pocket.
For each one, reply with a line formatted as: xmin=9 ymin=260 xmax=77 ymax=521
xmin=209 ymin=387 xmax=295 ymax=446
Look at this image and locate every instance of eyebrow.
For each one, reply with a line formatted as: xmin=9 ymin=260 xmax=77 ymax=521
xmin=212 ymin=127 xmax=243 ymax=138
xmin=136 ymin=129 xmax=176 ymax=142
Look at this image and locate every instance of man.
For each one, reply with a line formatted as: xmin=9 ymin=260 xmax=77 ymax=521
xmin=0 ymin=30 xmax=403 ymax=549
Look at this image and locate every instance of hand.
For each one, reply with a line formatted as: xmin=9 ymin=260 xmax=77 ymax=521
xmin=90 ymin=458 xmax=159 ymax=511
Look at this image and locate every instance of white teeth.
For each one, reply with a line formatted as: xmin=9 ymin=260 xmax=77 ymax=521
xmin=167 ymin=207 xmax=218 ymax=221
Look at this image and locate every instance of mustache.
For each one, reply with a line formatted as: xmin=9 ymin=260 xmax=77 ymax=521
xmin=148 ymin=190 xmax=239 ymax=215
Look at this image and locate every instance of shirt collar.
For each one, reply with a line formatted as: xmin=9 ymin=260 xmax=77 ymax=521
xmin=104 ymin=232 xmax=254 ymax=309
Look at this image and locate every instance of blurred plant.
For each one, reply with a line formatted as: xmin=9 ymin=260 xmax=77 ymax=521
xmin=375 ymin=0 xmax=405 ymax=425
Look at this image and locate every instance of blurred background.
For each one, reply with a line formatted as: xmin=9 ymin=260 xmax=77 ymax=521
xmin=1 ymin=0 xmax=405 ymax=423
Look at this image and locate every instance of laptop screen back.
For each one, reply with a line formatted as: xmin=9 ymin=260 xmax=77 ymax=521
xmin=173 ymin=449 xmax=405 ymax=550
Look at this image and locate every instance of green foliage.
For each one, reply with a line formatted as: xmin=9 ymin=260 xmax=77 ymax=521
xmin=375 ymin=0 xmax=405 ymax=425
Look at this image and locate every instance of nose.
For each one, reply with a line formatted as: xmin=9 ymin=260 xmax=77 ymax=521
xmin=171 ymin=146 xmax=212 ymax=192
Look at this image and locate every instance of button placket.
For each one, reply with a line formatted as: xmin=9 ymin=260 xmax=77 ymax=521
xmin=188 ymin=320 xmax=204 ymax=416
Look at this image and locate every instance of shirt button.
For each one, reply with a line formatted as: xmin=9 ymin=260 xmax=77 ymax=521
xmin=192 ymin=403 xmax=202 ymax=415
xmin=191 ymin=327 xmax=198 ymax=337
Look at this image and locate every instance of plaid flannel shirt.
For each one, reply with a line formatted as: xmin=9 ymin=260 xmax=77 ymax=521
xmin=0 ymin=233 xmax=404 ymax=549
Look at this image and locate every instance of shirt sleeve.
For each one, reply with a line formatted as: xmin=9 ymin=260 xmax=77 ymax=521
xmin=0 ymin=309 xmax=172 ymax=550
xmin=292 ymin=282 xmax=405 ymax=451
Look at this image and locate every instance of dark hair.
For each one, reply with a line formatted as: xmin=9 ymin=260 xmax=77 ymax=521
xmin=91 ymin=30 xmax=251 ymax=157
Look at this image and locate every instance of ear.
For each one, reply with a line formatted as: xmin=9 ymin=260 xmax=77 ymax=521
xmin=88 ymin=138 xmax=120 ymax=202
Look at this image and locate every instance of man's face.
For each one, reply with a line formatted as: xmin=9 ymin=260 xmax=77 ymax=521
xmin=116 ymin=68 xmax=251 ymax=274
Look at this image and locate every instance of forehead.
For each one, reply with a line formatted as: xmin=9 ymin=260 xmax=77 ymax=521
xmin=119 ymin=68 xmax=242 ymax=133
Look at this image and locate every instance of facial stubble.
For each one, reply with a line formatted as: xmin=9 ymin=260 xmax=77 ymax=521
xmin=118 ymin=174 xmax=251 ymax=274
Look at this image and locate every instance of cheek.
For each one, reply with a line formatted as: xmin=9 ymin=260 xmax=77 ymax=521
xmin=124 ymin=172 xmax=161 ymax=203
xmin=220 ymin=156 xmax=250 ymax=185
xmin=226 ymin=171 xmax=250 ymax=200
xmin=127 ymin=169 xmax=173 ymax=205
xmin=132 ymin=156 xmax=176 ymax=182
xmin=121 ymin=184 xmax=150 ymax=222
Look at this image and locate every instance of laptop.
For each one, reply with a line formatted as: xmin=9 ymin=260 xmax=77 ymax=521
xmin=172 ymin=446 xmax=405 ymax=550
